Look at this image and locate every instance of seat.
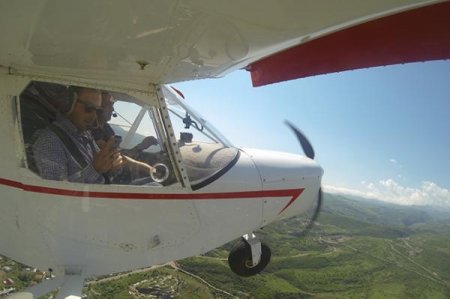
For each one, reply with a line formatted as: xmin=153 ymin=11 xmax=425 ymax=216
xmin=20 ymin=81 xmax=64 ymax=173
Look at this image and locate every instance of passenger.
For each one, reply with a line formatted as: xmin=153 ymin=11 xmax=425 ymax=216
xmin=92 ymin=92 xmax=158 ymax=156
xmin=91 ymin=92 xmax=158 ymax=182
xmin=32 ymin=87 xmax=123 ymax=183
xmin=91 ymin=92 xmax=115 ymax=148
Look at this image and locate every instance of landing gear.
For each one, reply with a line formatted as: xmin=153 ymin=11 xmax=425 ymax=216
xmin=228 ymin=233 xmax=271 ymax=277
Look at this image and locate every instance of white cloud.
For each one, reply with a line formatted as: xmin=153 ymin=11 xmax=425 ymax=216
xmin=325 ymin=180 xmax=450 ymax=207
xmin=324 ymin=185 xmax=378 ymax=199
xmin=389 ymin=158 xmax=398 ymax=164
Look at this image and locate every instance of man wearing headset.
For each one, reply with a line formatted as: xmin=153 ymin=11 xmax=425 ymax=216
xmin=32 ymin=87 xmax=123 ymax=183
xmin=92 ymin=92 xmax=158 ymax=156
xmin=91 ymin=91 xmax=159 ymax=183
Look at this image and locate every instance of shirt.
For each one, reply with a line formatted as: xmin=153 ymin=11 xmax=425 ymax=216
xmin=32 ymin=116 xmax=105 ymax=184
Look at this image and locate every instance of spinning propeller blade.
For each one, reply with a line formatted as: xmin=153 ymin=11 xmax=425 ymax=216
xmin=285 ymin=121 xmax=315 ymax=159
xmin=303 ymin=188 xmax=323 ymax=234
xmin=285 ymin=121 xmax=322 ymax=234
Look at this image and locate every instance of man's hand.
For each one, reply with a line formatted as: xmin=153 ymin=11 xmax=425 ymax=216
xmin=136 ymin=136 xmax=158 ymax=151
xmin=93 ymin=136 xmax=123 ymax=173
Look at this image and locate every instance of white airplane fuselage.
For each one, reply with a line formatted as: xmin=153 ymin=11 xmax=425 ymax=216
xmin=0 ymin=72 xmax=322 ymax=277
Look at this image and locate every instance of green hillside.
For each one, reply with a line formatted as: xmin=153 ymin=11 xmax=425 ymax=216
xmin=178 ymin=193 xmax=450 ymax=298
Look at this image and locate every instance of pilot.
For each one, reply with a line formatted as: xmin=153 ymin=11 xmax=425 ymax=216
xmin=92 ymin=92 xmax=158 ymax=156
xmin=32 ymin=86 xmax=123 ymax=183
xmin=91 ymin=91 xmax=159 ymax=183
xmin=91 ymin=91 xmax=116 ymax=147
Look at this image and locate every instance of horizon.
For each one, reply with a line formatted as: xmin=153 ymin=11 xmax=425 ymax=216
xmin=174 ymin=60 xmax=450 ymax=208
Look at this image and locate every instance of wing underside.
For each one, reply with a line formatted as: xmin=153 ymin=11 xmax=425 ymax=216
xmin=249 ymin=1 xmax=450 ymax=86
xmin=0 ymin=0 xmax=448 ymax=86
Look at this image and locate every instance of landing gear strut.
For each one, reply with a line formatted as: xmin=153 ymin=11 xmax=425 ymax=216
xmin=227 ymin=233 xmax=271 ymax=277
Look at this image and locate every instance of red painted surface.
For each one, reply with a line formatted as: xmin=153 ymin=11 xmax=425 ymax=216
xmin=250 ymin=1 xmax=450 ymax=86
xmin=0 ymin=178 xmax=303 ymax=208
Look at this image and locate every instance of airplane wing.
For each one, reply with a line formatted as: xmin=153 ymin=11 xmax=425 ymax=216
xmin=249 ymin=0 xmax=450 ymax=86
xmin=0 ymin=0 xmax=448 ymax=86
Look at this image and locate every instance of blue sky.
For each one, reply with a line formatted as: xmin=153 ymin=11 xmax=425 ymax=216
xmin=174 ymin=60 xmax=450 ymax=207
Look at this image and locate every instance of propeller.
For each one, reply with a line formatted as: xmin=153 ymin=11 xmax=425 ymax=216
xmin=285 ymin=120 xmax=322 ymax=235
xmin=285 ymin=120 xmax=315 ymax=159
xmin=302 ymin=188 xmax=323 ymax=234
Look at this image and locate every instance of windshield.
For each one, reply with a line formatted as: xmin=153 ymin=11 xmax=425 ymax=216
xmin=163 ymin=87 xmax=233 ymax=147
xmin=163 ymin=86 xmax=239 ymax=187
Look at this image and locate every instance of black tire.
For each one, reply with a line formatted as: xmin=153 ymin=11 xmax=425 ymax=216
xmin=228 ymin=241 xmax=271 ymax=277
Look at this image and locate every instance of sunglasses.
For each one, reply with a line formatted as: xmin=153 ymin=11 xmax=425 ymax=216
xmin=77 ymin=99 xmax=103 ymax=113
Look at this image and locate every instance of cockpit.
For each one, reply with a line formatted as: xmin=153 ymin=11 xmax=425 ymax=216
xmin=19 ymin=81 xmax=239 ymax=189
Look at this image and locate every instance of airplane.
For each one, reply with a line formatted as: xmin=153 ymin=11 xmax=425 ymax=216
xmin=1 ymin=0 xmax=449 ymax=298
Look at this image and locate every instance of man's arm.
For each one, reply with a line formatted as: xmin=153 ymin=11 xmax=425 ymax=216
xmin=122 ymin=155 xmax=155 ymax=174
xmin=32 ymin=130 xmax=70 ymax=181
xmin=124 ymin=136 xmax=158 ymax=159
xmin=32 ymin=130 xmax=104 ymax=183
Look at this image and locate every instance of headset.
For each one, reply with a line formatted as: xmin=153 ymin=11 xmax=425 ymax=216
xmin=58 ymin=85 xmax=80 ymax=114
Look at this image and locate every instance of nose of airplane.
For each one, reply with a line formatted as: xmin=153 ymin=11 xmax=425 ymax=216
xmin=242 ymin=148 xmax=323 ymax=183
xmin=241 ymin=147 xmax=323 ymax=223
xmin=242 ymin=121 xmax=324 ymax=226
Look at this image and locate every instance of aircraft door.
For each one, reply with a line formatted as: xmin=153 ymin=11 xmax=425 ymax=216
xmin=12 ymin=81 xmax=204 ymax=274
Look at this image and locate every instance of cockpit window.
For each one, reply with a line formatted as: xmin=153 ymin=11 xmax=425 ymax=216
xmin=19 ymin=81 xmax=177 ymax=186
xmin=164 ymin=87 xmax=239 ymax=187
xmin=107 ymin=97 xmax=177 ymax=185
xmin=108 ymin=101 xmax=161 ymax=153
xmin=19 ymin=81 xmax=238 ymax=189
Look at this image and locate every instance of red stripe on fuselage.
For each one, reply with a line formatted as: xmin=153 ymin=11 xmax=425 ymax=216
xmin=0 ymin=178 xmax=304 ymax=208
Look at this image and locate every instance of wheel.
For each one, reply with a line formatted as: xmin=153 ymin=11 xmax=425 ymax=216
xmin=228 ymin=241 xmax=271 ymax=277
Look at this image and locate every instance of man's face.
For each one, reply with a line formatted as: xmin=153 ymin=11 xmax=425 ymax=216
xmin=101 ymin=93 xmax=114 ymax=122
xmin=68 ymin=88 xmax=102 ymax=131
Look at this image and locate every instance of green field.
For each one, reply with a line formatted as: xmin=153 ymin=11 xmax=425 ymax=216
xmin=178 ymin=194 xmax=450 ymax=298
xmin=2 ymin=193 xmax=449 ymax=298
